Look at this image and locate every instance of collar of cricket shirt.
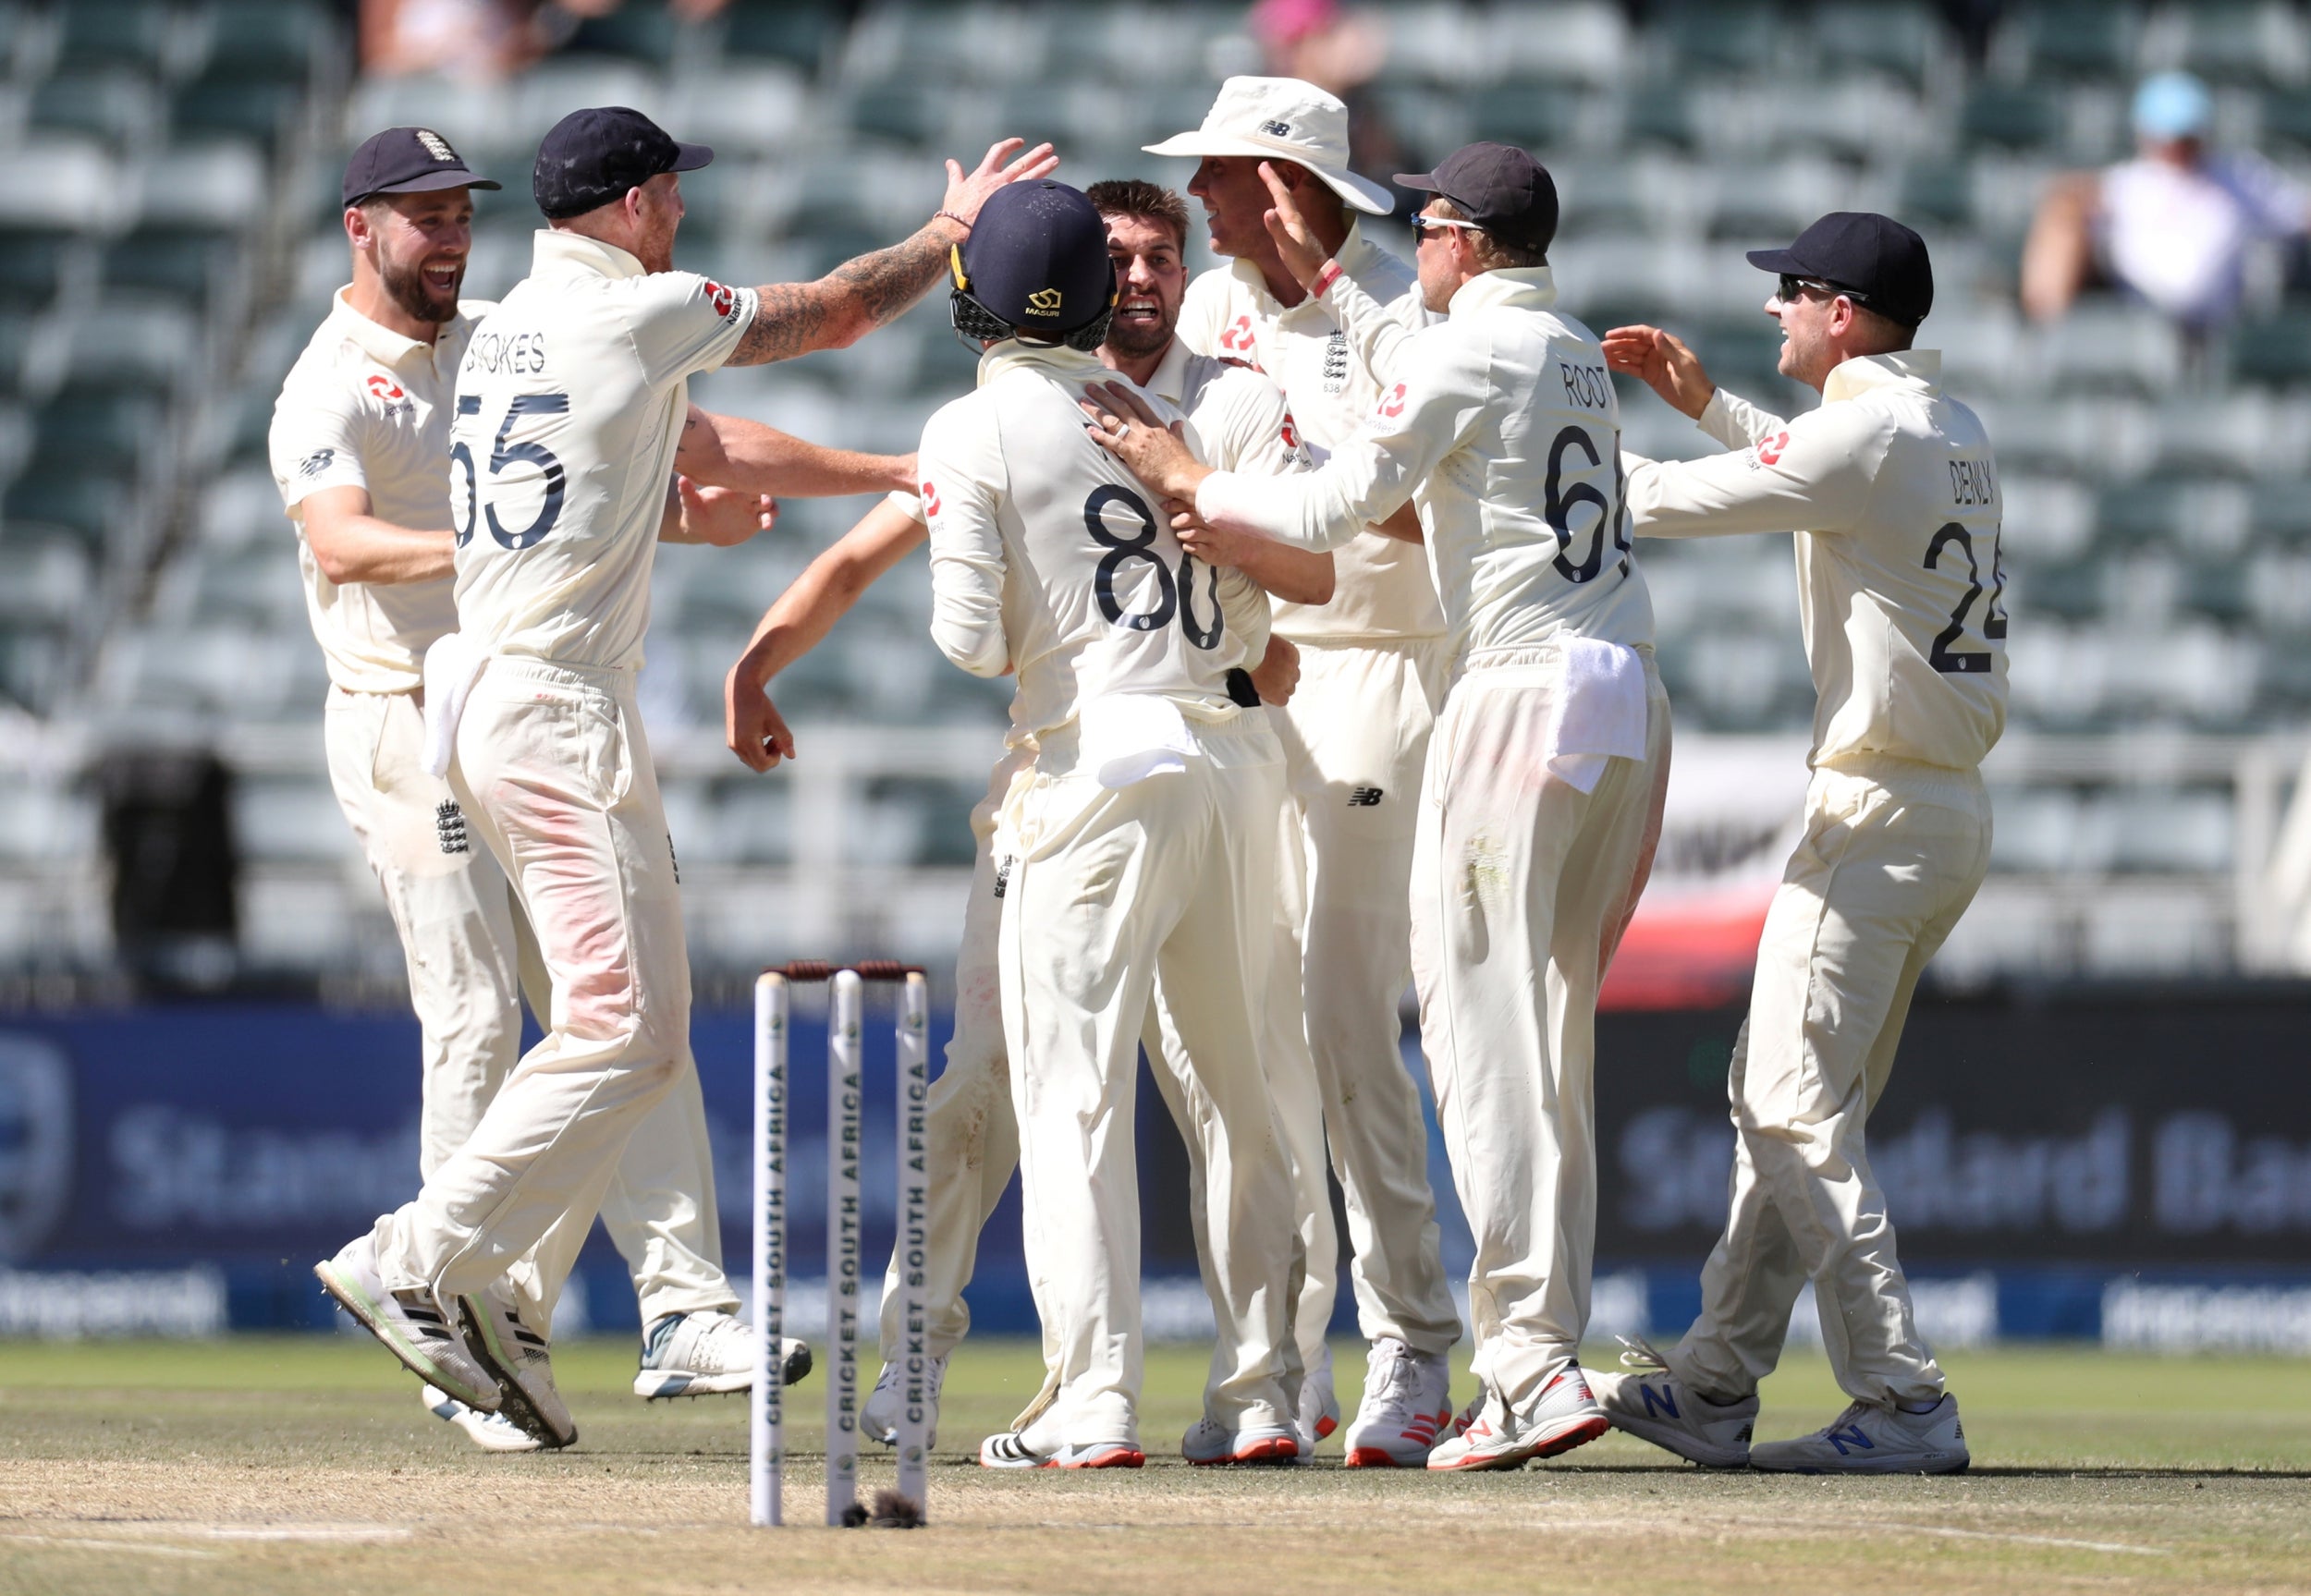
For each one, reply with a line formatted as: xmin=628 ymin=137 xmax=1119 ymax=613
xmin=1142 ymin=335 xmax=1195 ymax=405
xmin=975 ymin=338 xmax=1112 ymax=389
xmin=1822 ymin=348 xmax=1942 ymax=405
xmin=327 ymin=285 xmax=439 ymax=370
xmin=1447 ymin=264 xmax=1559 ymax=319
xmin=1233 ymin=217 xmax=1387 ymax=320
xmin=530 ymin=227 xmax=647 ymax=281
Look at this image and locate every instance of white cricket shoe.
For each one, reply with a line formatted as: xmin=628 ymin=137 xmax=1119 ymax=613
xmin=977 ymin=1403 xmax=1080 ymax=1468
xmin=1425 ymin=1368 xmax=1608 ymax=1472
xmin=1181 ymin=1414 xmax=1301 ymax=1466
xmin=458 ymin=1283 xmax=577 ymax=1449
xmin=633 ymin=1310 xmax=812 ymax=1399
xmin=420 ymin=1384 xmax=542 ymax=1453
xmin=1749 ymin=1395 xmax=1970 ymax=1475
xmin=1587 ymin=1338 xmax=1755 ymax=1468
xmin=1296 ymin=1341 xmax=1340 ymax=1452
xmin=862 ymin=1351 xmax=948 ymax=1450
xmin=1343 ymin=1337 xmax=1451 ymax=1468
xmin=314 ymin=1235 xmax=499 ymax=1413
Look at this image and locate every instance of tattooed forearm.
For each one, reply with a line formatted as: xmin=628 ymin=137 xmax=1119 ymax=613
xmin=728 ymin=220 xmax=962 ymax=367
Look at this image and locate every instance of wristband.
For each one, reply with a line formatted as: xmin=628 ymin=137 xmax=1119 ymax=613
xmin=1310 ymin=260 xmax=1344 ymax=298
xmin=935 ymin=211 xmax=972 ymax=233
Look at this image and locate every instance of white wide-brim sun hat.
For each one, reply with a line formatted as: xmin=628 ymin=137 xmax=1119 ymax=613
xmin=1143 ymin=75 xmax=1396 ymax=216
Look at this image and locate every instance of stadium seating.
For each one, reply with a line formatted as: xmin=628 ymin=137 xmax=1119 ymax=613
xmin=1 ymin=0 xmax=2306 ymax=981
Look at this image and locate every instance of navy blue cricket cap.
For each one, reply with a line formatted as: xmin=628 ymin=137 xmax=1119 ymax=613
xmin=342 ymin=127 xmax=499 ymax=208
xmin=1748 ymin=212 xmax=1934 ymax=327
xmin=532 ymin=106 xmax=712 ymax=220
xmin=953 ymin=180 xmax=1117 ymax=336
xmin=1396 ymin=141 xmax=1559 ymax=255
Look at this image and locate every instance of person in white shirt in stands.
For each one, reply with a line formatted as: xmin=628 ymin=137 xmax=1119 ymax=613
xmin=1089 ymin=141 xmax=1669 ymax=1471
xmin=1589 ymin=213 xmax=2001 ymax=1475
xmin=1144 ymin=76 xmax=1464 ymax=1464
xmin=2024 ymin=70 xmax=2310 ymax=337
xmin=919 ymin=178 xmax=1305 ymax=1468
xmin=314 ymin=106 xmax=1053 ymax=1446
xmin=274 ymin=126 xmax=900 ymax=1447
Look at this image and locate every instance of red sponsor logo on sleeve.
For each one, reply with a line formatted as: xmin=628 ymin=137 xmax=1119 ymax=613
xmin=921 ymin=480 xmax=941 ymax=516
xmin=1755 ymin=431 xmax=1791 ymax=467
xmin=1279 ymin=411 xmax=1299 ymax=449
xmin=1376 ymin=383 xmax=1407 ymax=420
xmin=703 ymin=279 xmax=738 ymax=320
xmin=365 ymin=373 xmax=405 ymax=400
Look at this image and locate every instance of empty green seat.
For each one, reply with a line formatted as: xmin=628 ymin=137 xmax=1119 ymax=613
xmin=2231 ymin=313 xmax=2311 ymax=386
xmin=1963 ymin=84 xmax=2068 ymax=150
xmin=1813 ymin=1 xmax=1946 ymax=87
xmin=723 ymin=1 xmax=838 ymax=74
xmin=55 ymin=0 xmax=171 ymax=72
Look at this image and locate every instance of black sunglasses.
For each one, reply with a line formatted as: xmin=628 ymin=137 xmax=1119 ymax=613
xmin=1778 ymin=273 xmax=1871 ymax=308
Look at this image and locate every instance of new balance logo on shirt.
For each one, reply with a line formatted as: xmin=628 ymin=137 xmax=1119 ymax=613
xmin=1349 ymin=786 xmax=1385 ymax=808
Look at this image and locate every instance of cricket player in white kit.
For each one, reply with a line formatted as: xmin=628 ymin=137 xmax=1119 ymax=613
xmin=721 ymin=181 xmax=1330 ymax=1460
xmin=1585 ymin=214 xmax=2000 ymax=1475
xmin=1145 ymin=78 xmax=1465 ymax=1462
xmin=275 ymin=128 xmax=825 ymax=1450
xmin=919 ymin=178 xmax=1304 ymax=1467
xmin=1091 ymin=141 xmax=1670 ymax=1471
xmin=315 ymin=106 xmax=1056 ymax=1435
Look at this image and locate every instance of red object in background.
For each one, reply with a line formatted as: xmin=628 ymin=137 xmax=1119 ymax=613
xmin=1600 ymin=882 xmax=1774 ymax=1011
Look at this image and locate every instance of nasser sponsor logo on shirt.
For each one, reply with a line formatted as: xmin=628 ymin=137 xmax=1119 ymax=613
xmin=702 ymin=279 xmax=740 ymax=323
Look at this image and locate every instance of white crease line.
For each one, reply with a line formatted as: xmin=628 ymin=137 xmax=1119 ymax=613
xmin=0 ymin=1534 xmax=215 ymax=1559
xmin=1832 ymin=1518 xmax=2170 ymax=1557
xmin=193 ymin=1526 xmax=411 ymax=1542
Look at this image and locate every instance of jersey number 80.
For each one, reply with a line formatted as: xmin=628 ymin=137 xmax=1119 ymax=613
xmin=1085 ymin=484 xmax=1223 ymax=650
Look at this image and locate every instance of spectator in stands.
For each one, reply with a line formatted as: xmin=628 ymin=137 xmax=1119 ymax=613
xmin=361 ymin=0 xmax=730 ymax=79
xmin=2022 ymin=70 xmax=2310 ymax=335
xmin=1247 ymin=0 xmax=1414 ymax=210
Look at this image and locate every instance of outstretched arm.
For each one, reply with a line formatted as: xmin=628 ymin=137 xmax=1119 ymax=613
xmin=725 ymin=494 xmax=927 ymax=771
xmin=677 ymin=406 xmax=915 ymax=498
xmin=724 ymin=139 xmax=1058 ymax=367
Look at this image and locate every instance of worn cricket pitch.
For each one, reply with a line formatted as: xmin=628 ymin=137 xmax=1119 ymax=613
xmin=3 ymin=1336 xmax=2307 ymax=1595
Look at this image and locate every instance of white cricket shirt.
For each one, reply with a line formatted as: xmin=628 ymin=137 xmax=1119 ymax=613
xmin=1624 ymin=350 xmax=2008 ymax=773
xmin=269 ymin=288 xmax=490 ymax=694
xmin=1177 ymin=222 xmax=1446 ymax=643
xmin=919 ymin=341 xmax=1272 ymax=742
xmin=1193 ymin=266 xmax=1656 ymax=663
xmin=448 ymin=230 xmax=758 ymax=669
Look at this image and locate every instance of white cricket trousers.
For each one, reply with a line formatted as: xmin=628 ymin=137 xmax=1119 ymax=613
xmin=876 ymin=743 xmax=1334 ymax=1425
xmin=1411 ymin=646 xmax=1671 ymax=1415
xmin=371 ymin=661 xmax=708 ymax=1317
xmin=1272 ymin=637 xmax=1462 ymax=1358
xmin=326 ymin=686 xmax=734 ymax=1328
xmin=1000 ymin=709 xmax=1301 ymax=1446
xmin=1664 ymin=757 xmax=1992 ymax=1409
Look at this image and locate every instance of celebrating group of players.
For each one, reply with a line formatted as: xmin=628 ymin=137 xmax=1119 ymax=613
xmin=277 ymin=68 xmax=2007 ymax=1477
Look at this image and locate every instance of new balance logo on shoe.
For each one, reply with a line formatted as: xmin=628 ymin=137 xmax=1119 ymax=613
xmin=1639 ymin=1383 xmax=1680 ymax=1420
xmin=1348 ymin=786 xmax=1385 ymax=807
xmin=1827 ymin=1423 xmax=1875 ymax=1455
xmin=435 ymin=800 xmax=469 ymax=856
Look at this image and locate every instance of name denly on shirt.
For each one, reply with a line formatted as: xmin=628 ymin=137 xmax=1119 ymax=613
xmin=462 ymin=328 xmax=551 ymax=379
xmin=1948 ymin=457 xmax=1998 ymax=508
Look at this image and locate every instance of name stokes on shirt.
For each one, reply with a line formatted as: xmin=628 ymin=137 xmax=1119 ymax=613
xmin=462 ymin=328 xmax=551 ymax=379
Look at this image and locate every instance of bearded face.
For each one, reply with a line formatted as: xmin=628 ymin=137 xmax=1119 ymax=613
xmin=361 ymin=189 xmax=473 ymax=324
xmin=1101 ymin=212 xmax=1187 ymax=363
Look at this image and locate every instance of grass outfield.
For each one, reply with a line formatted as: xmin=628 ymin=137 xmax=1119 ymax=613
xmin=3 ymin=1336 xmax=2307 ymax=1595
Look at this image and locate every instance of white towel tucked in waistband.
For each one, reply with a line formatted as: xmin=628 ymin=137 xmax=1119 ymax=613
xmin=1541 ymin=637 xmax=1647 ymax=795
xmin=1077 ymin=693 xmax=1199 ymax=789
xmin=420 ymin=632 xmax=487 ymax=780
